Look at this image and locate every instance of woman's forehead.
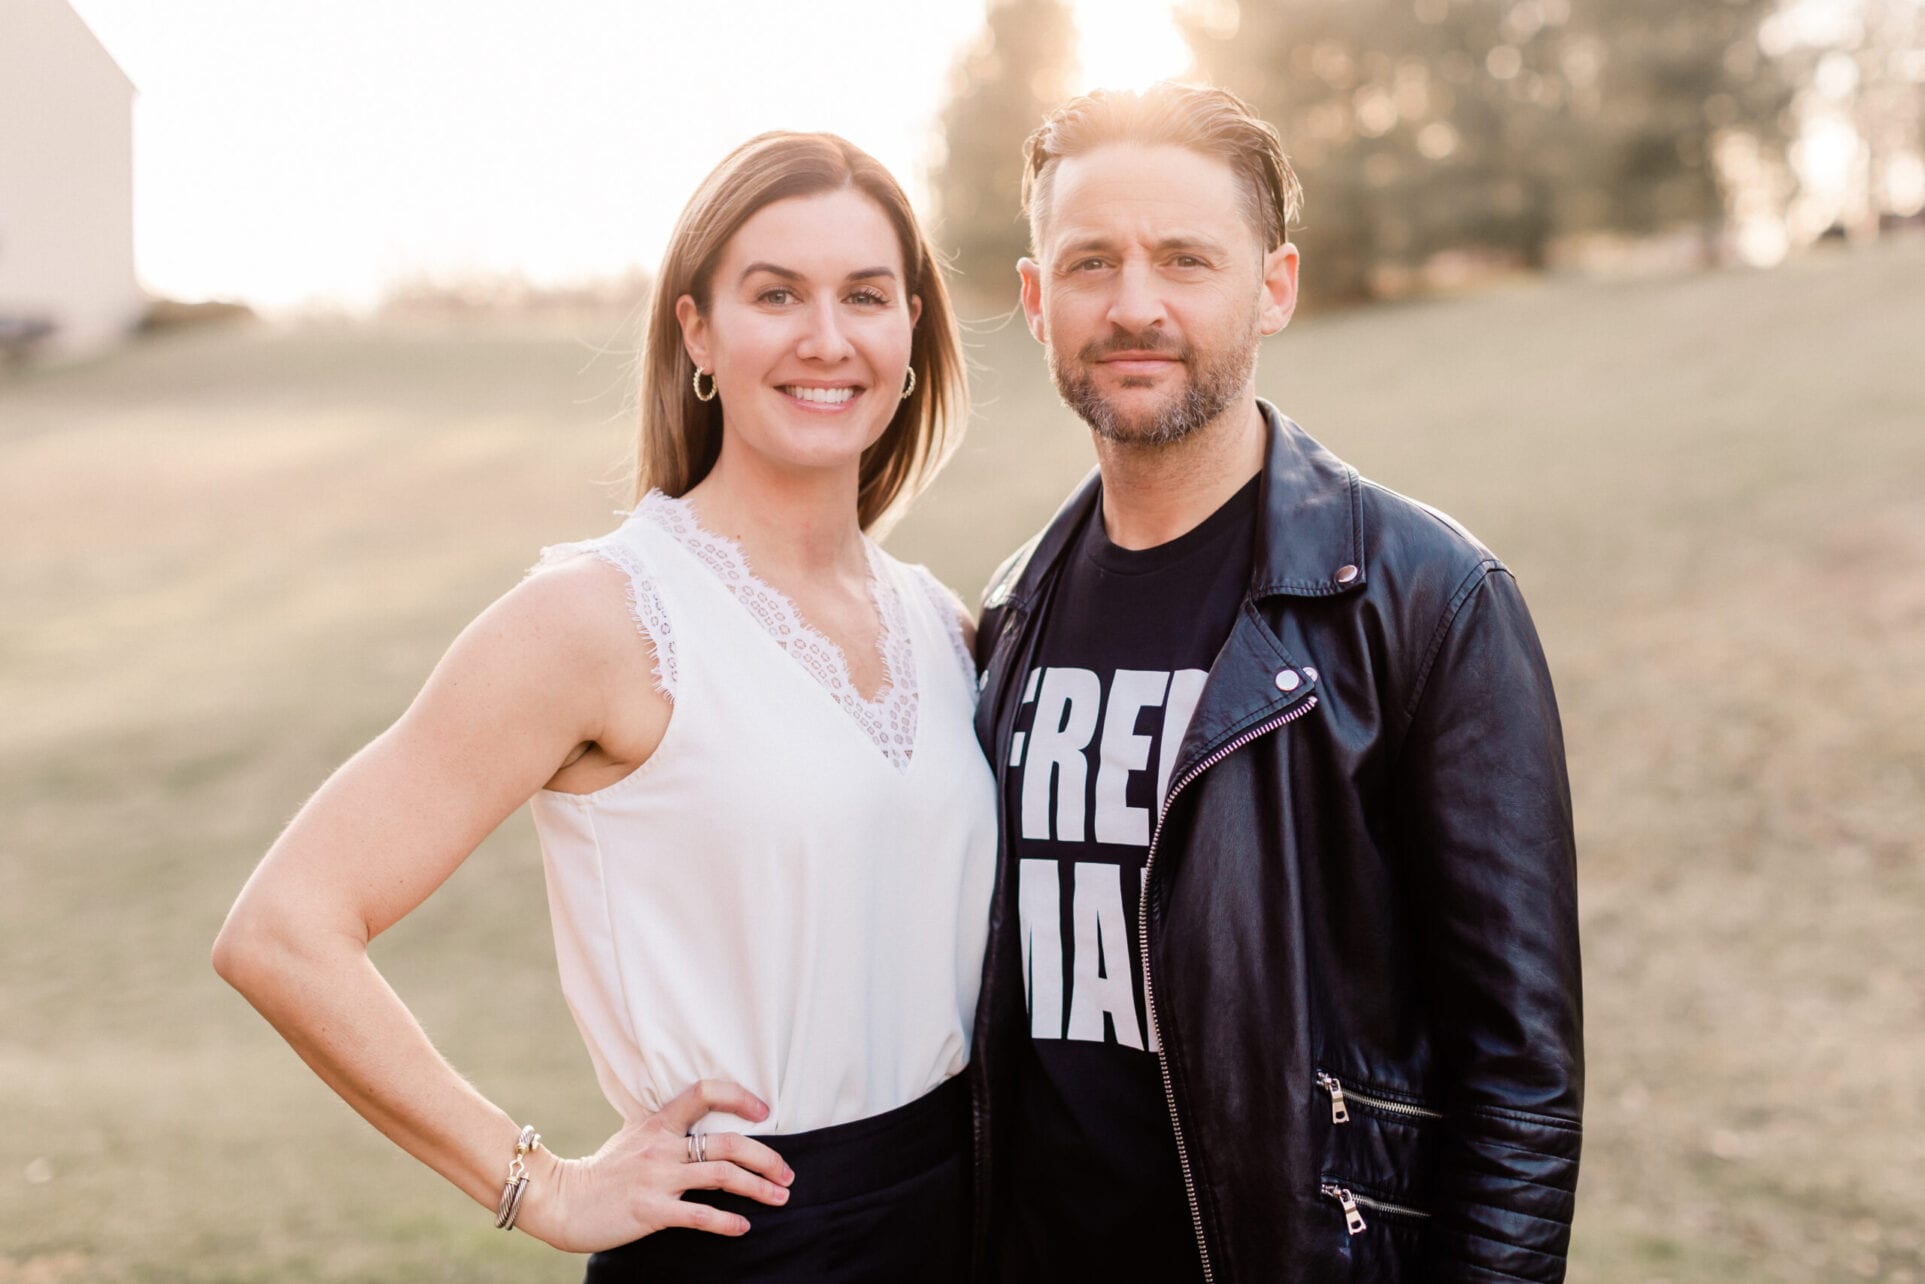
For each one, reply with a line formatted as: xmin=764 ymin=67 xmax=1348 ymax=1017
xmin=721 ymin=189 xmax=905 ymax=280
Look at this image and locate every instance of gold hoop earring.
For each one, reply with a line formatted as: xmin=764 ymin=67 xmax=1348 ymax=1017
xmin=692 ymin=367 xmax=717 ymax=402
xmin=900 ymin=367 xmax=917 ymax=401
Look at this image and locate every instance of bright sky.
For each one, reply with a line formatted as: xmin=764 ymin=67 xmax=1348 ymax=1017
xmin=68 ymin=0 xmax=1190 ymax=312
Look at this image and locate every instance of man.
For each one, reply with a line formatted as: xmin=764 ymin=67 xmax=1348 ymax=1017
xmin=967 ymin=85 xmax=1583 ymax=1282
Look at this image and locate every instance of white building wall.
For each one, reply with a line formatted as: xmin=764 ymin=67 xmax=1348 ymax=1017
xmin=0 ymin=0 xmax=143 ymax=354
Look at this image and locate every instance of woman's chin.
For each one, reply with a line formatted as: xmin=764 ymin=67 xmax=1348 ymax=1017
xmin=734 ymin=413 xmax=896 ymax=474
xmin=742 ymin=436 xmax=876 ymax=478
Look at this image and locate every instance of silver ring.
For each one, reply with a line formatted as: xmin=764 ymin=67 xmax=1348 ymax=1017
xmin=686 ymin=1132 xmax=707 ymax=1164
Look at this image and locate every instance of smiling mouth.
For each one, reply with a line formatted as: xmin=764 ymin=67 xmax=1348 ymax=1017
xmin=780 ymin=385 xmax=860 ymax=406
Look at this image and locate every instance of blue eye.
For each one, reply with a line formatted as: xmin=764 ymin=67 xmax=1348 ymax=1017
xmin=849 ymin=288 xmax=888 ymax=306
xmin=758 ymin=287 xmax=796 ymax=305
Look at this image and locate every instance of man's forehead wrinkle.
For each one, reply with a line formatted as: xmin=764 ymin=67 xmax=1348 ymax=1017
xmin=1052 ymin=228 xmax=1223 ymax=254
xmin=1041 ymin=154 xmax=1251 ymax=258
xmin=1057 ymin=183 xmax=1221 ymax=217
xmin=1052 ymin=146 xmax=1245 ymax=201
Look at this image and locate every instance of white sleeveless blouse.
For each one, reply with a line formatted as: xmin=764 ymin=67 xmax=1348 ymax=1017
xmin=528 ymin=493 xmax=996 ymax=1135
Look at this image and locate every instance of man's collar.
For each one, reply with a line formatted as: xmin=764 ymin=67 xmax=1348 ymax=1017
xmin=986 ymin=399 xmax=1367 ymax=611
xmin=1249 ymin=398 xmax=1367 ymax=597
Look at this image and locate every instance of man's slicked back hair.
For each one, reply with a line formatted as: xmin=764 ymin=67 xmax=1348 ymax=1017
xmin=1022 ymin=83 xmax=1302 ymax=255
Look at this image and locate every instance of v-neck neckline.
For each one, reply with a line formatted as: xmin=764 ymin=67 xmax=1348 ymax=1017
xmin=635 ymin=491 xmax=922 ymax=772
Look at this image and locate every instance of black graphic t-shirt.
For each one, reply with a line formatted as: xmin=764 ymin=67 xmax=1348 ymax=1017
xmin=1003 ymin=473 xmax=1259 ymax=1281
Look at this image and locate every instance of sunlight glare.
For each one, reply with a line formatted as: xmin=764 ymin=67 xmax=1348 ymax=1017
xmin=1071 ymin=0 xmax=1191 ymax=94
xmin=64 ymin=0 xmax=986 ymax=311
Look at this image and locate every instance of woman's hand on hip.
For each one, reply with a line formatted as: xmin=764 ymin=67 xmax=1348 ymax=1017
xmin=517 ymin=1079 xmax=795 ymax=1252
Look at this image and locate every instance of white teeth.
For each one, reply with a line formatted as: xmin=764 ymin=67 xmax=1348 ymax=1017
xmin=783 ymin=386 xmax=856 ymax=404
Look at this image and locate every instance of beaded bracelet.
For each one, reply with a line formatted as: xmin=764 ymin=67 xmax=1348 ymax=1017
xmin=494 ymin=1125 xmax=540 ymax=1231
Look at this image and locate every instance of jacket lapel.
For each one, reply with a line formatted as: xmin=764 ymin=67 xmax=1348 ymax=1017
xmin=1164 ymin=599 xmax=1318 ymax=789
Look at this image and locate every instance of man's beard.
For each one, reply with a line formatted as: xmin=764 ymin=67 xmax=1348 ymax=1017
xmin=1049 ymin=325 xmax=1258 ymax=447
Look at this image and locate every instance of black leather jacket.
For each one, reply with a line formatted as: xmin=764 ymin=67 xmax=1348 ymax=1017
xmin=969 ymin=403 xmax=1583 ymax=1282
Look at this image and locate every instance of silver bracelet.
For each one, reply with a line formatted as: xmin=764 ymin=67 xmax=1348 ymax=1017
xmin=494 ymin=1124 xmax=540 ymax=1230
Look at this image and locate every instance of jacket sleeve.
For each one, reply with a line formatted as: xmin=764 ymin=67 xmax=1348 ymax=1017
xmin=1395 ymin=563 xmax=1584 ymax=1282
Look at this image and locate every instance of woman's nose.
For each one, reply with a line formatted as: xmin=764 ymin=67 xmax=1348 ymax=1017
xmin=796 ymin=299 xmax=856 ymax=363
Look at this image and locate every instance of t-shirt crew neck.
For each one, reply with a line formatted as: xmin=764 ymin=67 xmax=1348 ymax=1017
xmin=1082 ymin=471 xmax=1263 ymax=576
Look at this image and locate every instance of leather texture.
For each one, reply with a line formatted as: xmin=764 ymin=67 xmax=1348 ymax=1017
xmin=968 ymin=403 xmax=1584 ymax=1282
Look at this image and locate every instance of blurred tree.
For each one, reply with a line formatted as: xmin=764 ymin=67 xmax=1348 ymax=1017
xmin=1182 ymin=0 xmax=1586 ymax=298
xmin=1183 ymin=0 xmax=1430 ymax=302
xmin=1408 ymin=0 xmax=1588 ymax=268
xmin=1578 ymin=0 xmax=1797 ymax=248
xmin=1755 ymin=0 xmax=1923 ymax=239
xmin=1844 ymin=0 xmax=1925 ymax=231
xmin=931 ymin=0 xmax=1079 ymax=302
xmin=1183 ymin=0 xmax=1798 ymax=299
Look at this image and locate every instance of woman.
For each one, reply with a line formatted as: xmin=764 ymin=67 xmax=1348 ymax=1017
xmin=213 ymin=132 xmax=994 ymax=1281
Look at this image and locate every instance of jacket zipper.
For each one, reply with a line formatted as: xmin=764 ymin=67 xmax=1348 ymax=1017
xmin=1315 ymin=1072 xmax=1445 ymax=1125
xmin=1141 ymin=694 xmax=1320 ymax=1284
xmin=1319 ymin=1182 xmax=1433 ymax=1234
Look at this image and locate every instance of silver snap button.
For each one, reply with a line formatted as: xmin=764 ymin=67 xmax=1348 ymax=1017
xmin=1275 ymin=669 xmax=1301 ymax=692
xmin=1303 ymin=666 xmax=1319 ymax=682
xmin=1334 ymin=564 xmax=1360 ymax=585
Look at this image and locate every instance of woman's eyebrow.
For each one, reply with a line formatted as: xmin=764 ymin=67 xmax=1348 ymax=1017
xmin=737 ymin=263 xmax=898 ymax=284
xmin=739 ymin=261 xmax=803 ymax=284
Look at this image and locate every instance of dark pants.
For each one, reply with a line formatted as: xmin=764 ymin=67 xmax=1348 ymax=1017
xmin=585 ymin=1074 xmax=970 ymax=1283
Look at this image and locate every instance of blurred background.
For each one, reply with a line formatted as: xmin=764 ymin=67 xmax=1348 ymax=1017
xmin=2 ymin=0 xmax=1921 ymax=1280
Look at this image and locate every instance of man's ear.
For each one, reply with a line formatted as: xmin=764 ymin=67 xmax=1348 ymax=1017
xmin=1018 ymin=257 xmax=1047 ymax=345
xmin=675 ymin=295 xmax=710 ymax=370
xmin=1258 ymin=242 xmax=1300 ymax=336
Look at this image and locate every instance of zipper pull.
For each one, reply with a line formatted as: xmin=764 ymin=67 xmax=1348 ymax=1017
xmin=1317 ymin=1072 xmax=1350 ymax=1124
xmin=1321 ymin=1184 xmax=1368 ymax=1235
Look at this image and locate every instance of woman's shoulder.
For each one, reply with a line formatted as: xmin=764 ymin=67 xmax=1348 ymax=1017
xmin=507 ymin=553 xmax=645 ymax=656
xmin=523 ymin=517 xmax=679 ymax=700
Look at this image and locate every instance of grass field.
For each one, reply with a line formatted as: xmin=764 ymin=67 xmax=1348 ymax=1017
xmin=3 ymin=239 xmax=1922 ymax=1282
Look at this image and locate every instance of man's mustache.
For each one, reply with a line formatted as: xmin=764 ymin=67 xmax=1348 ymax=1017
xmin=1077 ymin=331 xmax=1190 ymax=364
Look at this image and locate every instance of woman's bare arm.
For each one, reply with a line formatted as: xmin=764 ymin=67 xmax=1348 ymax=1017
xmin=212 ymin=559 xmax=790 ymax=1249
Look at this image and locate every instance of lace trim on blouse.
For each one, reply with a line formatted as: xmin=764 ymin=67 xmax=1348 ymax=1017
xmin=531 ymin=535 xmax=678 ymax=701
xmin=634 ymin=491 xmax=922 ymax=772
xmin=909 ymin=566 xmax=978 ymax=689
